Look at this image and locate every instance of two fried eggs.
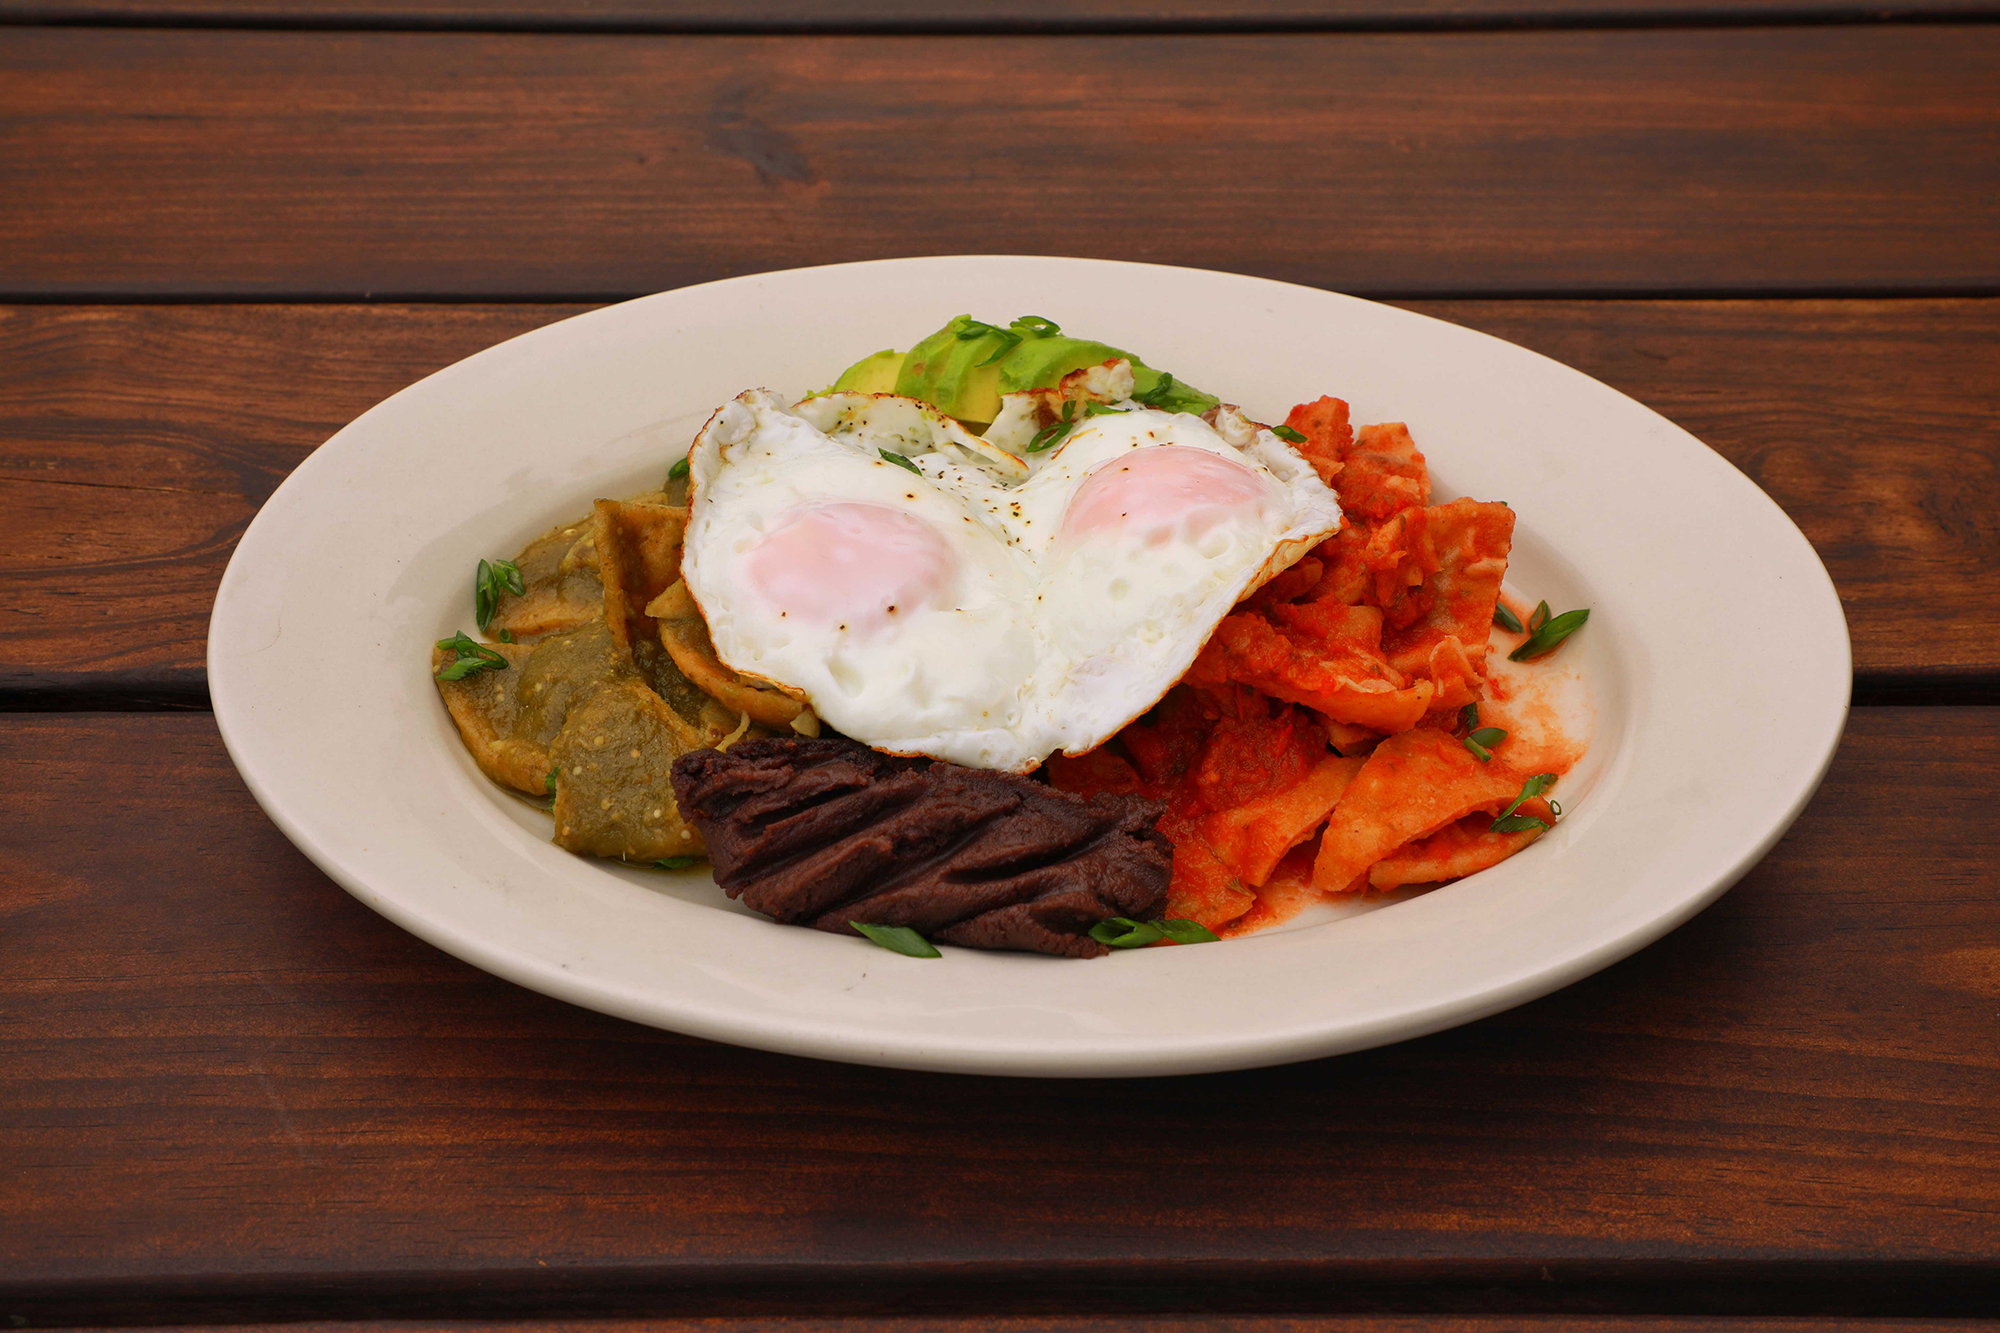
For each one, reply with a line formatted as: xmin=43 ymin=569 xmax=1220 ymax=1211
xmin=681 ymin=380 xmax=1344 ymax=772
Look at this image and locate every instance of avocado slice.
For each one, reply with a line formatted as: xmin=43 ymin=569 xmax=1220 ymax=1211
xmin=1000 ymin=333 xmax=1218 ymax=415
xmin=893 ymin=316 xmax=1009 ymax=423
xmin=831 ymin=348 xmax=906 ymax=395
xmin=834 ymin=315 xmax=1220 ymax=426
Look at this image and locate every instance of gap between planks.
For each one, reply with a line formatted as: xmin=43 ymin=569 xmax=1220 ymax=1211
xmin=3 ymin=0 xmax=2000 ymax=36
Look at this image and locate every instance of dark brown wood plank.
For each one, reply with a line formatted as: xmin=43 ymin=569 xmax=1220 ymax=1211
xmin=3 ymin=299 xmax=1995 ymax=698
xmin=54 ymin=1312 xmax=2000 ymax=1320
xmin=6 ymin=0 xmax=1999 ymax=29
xmin=0 ymin=303 xmax=576 ymax=698
xmin=3 ymin=708 xmax=1998 ymax=1323
xmin=1 ymin=27 xmax=1997 ymax=300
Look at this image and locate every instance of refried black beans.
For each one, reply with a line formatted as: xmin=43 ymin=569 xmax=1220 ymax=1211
xmin=669 ymin=737 xmax=1172 ymax=958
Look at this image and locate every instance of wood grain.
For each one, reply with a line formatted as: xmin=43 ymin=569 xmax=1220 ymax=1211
xmin=3 ymin=299 xmax=1995 ymax=699
xmin=4 ymin=708 xmax=1998 ymax=1323
xmin=7 ymin=0 xmax=1999 ymax=29
xmin=54 ymin=1312 xmax=2000 ymax=1320
xmin=2 ymin=27 xmax=1997 ymax=300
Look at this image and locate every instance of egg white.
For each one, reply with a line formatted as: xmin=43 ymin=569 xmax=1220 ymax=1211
xmin=680 ymin=387 xmax=1342 ymax=772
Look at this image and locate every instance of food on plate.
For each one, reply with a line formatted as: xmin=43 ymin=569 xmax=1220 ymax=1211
xmin=679 ymin=374 xmax=1340 ymax=772
xmin=670 ymin=737 xmax=1172 ymax=959
xmin=433 ymin=312 xmax=1591 ymax=957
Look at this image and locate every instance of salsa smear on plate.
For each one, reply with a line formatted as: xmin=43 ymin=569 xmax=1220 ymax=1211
xmin=433 ymin=314 xmax=1591 ymax=957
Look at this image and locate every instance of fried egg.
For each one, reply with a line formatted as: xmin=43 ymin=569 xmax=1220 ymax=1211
xmin=680 ymin=381 xmax=1342 ymax=772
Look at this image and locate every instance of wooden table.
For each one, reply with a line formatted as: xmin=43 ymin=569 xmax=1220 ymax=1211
xmin=4 ymin=3 xmax=1997 ymax=1329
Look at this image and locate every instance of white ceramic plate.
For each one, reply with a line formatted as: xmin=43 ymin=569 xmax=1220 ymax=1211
xmin=208 ymin=256 xmax=1849 ymax=1078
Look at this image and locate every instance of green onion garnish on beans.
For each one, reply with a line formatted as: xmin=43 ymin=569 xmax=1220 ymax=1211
xmin=851 ymin=922 xmax=942 ymax=958
xmin=880 ymin=449 xmax=922 ymax=474
xmin=435 ymin=631 xmax=508 ymax=681
xmin=474 ymin=557 xmax=524 ymax=633
xmin=1509 ymin=608 xmax=1590 ymax=662
xmin=1271 ymin=425 xmax=1307 ymax=444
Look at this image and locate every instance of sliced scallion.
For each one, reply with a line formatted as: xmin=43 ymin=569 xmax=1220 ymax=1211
xmin=1089 ymin=917 xmax=1165 ymax=948
xmin=851 ymin=922 xmax=942 ymax=958
xmin=435 ymin=631 xmax=507 ymax=682
xmin=474 ymin=557 xmax=525 ymax=633
xmin=1509 ymin=607 xmax=1590 ymax=662
xmin=1492 ymin=773 xmax=1558 ymax=830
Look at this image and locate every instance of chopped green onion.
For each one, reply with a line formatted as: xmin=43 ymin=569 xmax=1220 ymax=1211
xmin=880 ymin=449 xmax=922 ymax=474
xmin=1463 ymin=736 xmax=1494 ymax=762
xmin=1271 ymin=424 xmax=1308 ymax=444
xmin=1089 ymin=917 xmax=1165 ymax=948
xmin=1493 ymin=602 xmax=1523 ymax=633
xmin=1089 ymin=916 xmax=1219 ymax=948
xmin=955 ymin=318 xmax=1023 ymax=367
xmin=1083 ymin=401 xmax=1127 ymax=417
xmin=1010 ymin=315 xmax=1061 ymax=338
xmin=1491 ymin=814 xmax=1549 ymax=834
xmin=655 ymin=855 xmax=704 ymax=871
xmin=1494 ymin=773 xmax=1558 ymax=826
xmin=545 ymin=768 xmax=559 ymax=795
xmin=668 ymin=456 xmax=690 ymax=481
xmin=1509 ymin=607 xmax=1590 ymax=662
xmin=474 ymin=557 xmax=525 ymax=633
xmin=851 ymin=922 xmax=941 ymax=958
xmin=1136 ymin=373 xmax=1179 ymax=409
xmin=1530 ymin=600 xmax=1552 ymax=634
xmin=1027 ymin=400 xmax=1078 ymax=453
xmin=1460 ymin=702 xmax=1480 ymax=729
xmin=975 ymin=334 xmax=1022 ymax=367
xmin=497 ymin=628 xmax=514 ymax=643
xmin=1468 ymin=727 xmax=1507 ymax=748
xmin=435 ymin=631 xmax=508 ymax=681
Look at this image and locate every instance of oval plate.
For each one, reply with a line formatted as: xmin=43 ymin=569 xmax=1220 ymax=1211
xmin=208 ymin=256 xmax=1850 ymax=1077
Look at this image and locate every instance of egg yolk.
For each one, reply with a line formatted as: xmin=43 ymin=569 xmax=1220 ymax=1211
xmin=744 ymin=501 xmax=958 ymax=630
xmin=1059 ymin=444 xmax=1274 ymax=547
